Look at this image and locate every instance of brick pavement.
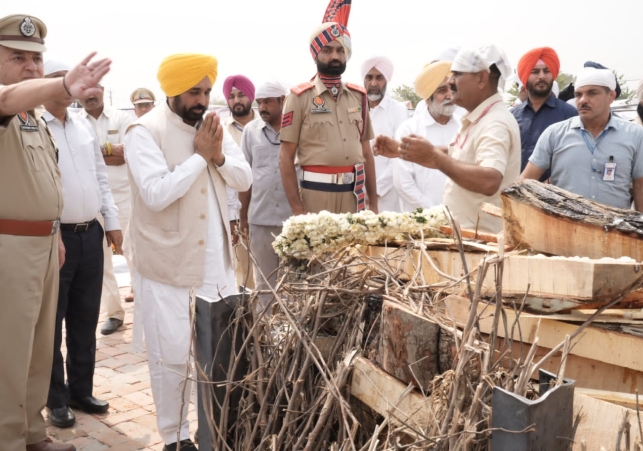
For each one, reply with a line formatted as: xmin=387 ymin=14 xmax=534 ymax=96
xmin=46 ymin=287 xmax=197 ymax=450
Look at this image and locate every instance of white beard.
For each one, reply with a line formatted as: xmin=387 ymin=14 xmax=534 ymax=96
xmin=429 ymin=99 xmax=456 ymax=118
xmin=367 ymin=93 xmax=383 ymax=102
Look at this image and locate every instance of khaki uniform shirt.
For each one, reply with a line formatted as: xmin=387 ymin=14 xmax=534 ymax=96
xmin=442 ymin=93 xmax=521 ymax=233
xmin=280 ymin=75 xmax=374 ymax=166
xmin=0 ymin=109 xmax=63 ymax=221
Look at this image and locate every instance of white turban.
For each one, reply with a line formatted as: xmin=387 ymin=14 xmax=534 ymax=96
xmin=255 ymin=80 xmax=289 ymax=99
xmin=575 ymin=67 xmax=616 ymax=91
xmin=44 ymin=57 xmax=71 ymax=76
xmin=360 ymin=56 xmax=394 ymax=82
xmin=435 ymin=46 xmax=461 ymax=63
xmin=451 ymin=45 xmax=512 ymax=90
xmin=637 ymin=79 xmax=643 ymax=103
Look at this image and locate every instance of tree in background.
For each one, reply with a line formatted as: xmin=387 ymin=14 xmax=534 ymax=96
xmin=391 ymin=85 xmax=422 ymax=108
xmin=614 ymin=71 xmax=636 ymax=101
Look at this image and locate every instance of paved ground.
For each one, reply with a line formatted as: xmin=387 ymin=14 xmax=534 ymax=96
xmin=45 ymin=259 xmax=196 ymax=450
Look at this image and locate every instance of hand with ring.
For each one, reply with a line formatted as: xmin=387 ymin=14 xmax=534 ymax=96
xmin=398 ymin=134 xmax=441 ymax=168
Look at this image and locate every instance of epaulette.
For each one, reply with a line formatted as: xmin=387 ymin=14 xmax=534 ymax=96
xmin=345 ymin=83 xmax=366 ymax=95
xmin=291 ymin=82 xmax=315 ymax=95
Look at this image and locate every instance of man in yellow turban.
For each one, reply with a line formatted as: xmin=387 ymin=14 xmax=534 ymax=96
xmin=374 ymin=61 xmax=461 ymax=212
xmin=124 ymin=53 xmax=252 ymax=451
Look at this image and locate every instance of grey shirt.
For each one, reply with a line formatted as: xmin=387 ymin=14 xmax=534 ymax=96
xmin=241 ymin=118 xmax=294 ymax=226
xmin=529 ymin=115 xmax=643 ymax=209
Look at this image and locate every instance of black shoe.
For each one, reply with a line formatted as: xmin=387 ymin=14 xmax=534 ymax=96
xmin=47 ymin=406 xmax=76 ymax=428
xmin=100 ymin=318 xmax=123 ymax=335
xmin=163 ymin=439 xmax=198 ymax=451
xmin=69 ymin=396 xmax=109 ymax=414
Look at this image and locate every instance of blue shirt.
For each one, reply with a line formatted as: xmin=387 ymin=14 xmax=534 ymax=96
xmin=529 ymin=115 xmax=643 ymax=209
xmin=512 ymin=94 xmax=578 ymax=179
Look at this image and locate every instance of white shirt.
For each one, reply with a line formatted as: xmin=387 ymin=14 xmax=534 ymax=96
xmin=394 ymin=110 xmax=461 ymax=211
xmin=370 ymin=96 xmax=409 ymax=199
xmin=43 ymin=110 xmax=120 ymax=230
xmin=78 ymin=106 xmax=134 ymax=205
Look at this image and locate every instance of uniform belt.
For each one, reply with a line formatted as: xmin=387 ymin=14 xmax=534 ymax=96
xmin=301 ymin=170 xmax=355 ymax=184
xmin=0 ymin=218 xmax=61 ymax=237
xmin=60 ymin=218 xmax=97 ymax=233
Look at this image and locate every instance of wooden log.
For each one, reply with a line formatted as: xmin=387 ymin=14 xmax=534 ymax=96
xmin=368 ymin=247 xmax=643 ymax=311
xmin=573 ymin=393 xmax=642 ymax=450
xmin=575 ymin=388 xmax=643 ymax=410
xmin=442 ymin=295 xmax=643 ymax=374
xmin=350 ymin=356 xmax=432 ymax=431
xmin=439 ymin=225 xmax=499 ymax=243
xmin=378 ymin=301 xmax=441 ymax=392
xmin=501 ymin=180 xmax=643 ymax=260
xmin=481 ymin=202 xmax=503 ymax=218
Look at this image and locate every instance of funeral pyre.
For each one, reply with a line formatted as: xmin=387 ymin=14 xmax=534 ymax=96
xmin=191 ymin=197 xmax=643 ymax=451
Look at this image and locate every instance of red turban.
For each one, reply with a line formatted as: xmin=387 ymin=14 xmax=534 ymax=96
xmin=516 ymin=47 xmax=560 ymax=87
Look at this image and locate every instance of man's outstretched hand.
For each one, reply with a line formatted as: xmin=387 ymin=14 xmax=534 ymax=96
xmin=65 ymin=52 xmax=112 ymax=100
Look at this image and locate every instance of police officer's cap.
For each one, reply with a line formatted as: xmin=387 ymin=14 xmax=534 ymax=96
xmin=0 ymin=14 xmax=47 ymax=52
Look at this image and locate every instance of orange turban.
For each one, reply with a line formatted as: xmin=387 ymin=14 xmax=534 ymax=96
xmin=516 ymin=47 xmax=560 ymax=87
xmin=157 ymin=53 xmax=218 ymax=97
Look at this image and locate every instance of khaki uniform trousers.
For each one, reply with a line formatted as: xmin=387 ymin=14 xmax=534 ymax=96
xmin=300 ymin=188 xmax=357 ymax=214
xmin=100 ymin=199 xmax=132 ymax=321
xmin=0 ymin=233 xmax=58 ymax=450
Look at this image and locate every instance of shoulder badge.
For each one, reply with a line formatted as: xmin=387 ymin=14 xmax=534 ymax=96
xmin=291 ymin=82 xmax=315 ymax=96
xmin=345 ymin=83 xmax=366 ymax=95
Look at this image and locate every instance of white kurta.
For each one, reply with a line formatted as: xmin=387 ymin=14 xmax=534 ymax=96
xmin=369 ymin=96 xmax=409 ymax=212
xmin=126 ymin=125 xmax=239 ymax=360
xmin=394 ymin=111 xmax=461 ymax=211
xmin=125 ymin=123 xmax=247 ymax=445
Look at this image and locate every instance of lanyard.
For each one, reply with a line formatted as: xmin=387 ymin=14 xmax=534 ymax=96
xmin=262 ymin=127 xmax=280 ymax=145
xmin=453 ymin=100 xmax=502 ymax=148
xmin=580 ymin=127 xmax=609 ymax=155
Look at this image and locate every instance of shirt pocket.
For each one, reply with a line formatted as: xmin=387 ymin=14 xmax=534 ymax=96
xmin=21 ymin=130 xmax=46 ymax=172
xmin=254 ymin=144 xmax=276 ymax=169
xmin=309 ymin=116 xmax=332 ymax=142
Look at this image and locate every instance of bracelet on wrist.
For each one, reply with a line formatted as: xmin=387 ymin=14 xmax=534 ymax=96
xmin=62 ymin=74 xmax=72 ymax=97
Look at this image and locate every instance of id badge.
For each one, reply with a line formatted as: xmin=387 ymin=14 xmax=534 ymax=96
xmin=603 ymin=162 xmax=616 ymax=181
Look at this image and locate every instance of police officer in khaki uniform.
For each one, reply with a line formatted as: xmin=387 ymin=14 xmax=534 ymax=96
xmin=279 ymin=16 xmax=378 ymax=215
xmin=0 ymin=14 xmax=111 ymax=451
xmin=130 ymin=87 xmax=155 ymax=118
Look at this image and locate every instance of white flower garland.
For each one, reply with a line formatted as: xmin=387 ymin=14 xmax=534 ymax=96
xmin=272 ymin=206 xmax=449 ymax=260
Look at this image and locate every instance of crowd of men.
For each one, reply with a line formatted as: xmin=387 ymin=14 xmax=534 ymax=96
xmin=1 ymin=2 xmax=643 ymax=451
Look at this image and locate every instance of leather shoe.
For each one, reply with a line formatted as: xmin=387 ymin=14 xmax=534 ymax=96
xmin=163 ymin=439 xmax=198 ymax=451
xmin=27 ymin=437 xmax=76 ymax=451
xmin=100 ymin=317 xmax=123 ymax=335
xmin=69 ymin=396 xmax=109 ymax=414
xmin=47 ymin=406 xmax=75 ymax=428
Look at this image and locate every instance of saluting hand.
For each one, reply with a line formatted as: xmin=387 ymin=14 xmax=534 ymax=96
xmin=65 ymin=52 xmax=112 ymax=100
xmin=373 ymin=135 xmax=402 ymax=159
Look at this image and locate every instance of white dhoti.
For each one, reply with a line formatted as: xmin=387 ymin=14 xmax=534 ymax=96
xmin=132 ymin=178 xmax=235 ymax=445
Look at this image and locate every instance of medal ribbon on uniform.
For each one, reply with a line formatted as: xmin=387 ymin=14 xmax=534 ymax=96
xmin=353 ymin=163 xmax=366 ymax=212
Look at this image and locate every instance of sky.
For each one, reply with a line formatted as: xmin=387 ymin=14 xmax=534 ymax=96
xmin=9 ymin=0 xmax=643 ymax=108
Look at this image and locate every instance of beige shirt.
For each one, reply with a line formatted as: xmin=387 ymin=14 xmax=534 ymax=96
xmin=224 ymin=110 xmax=260 ymax=146
xmin=442 ymin=93 xmax=521 ymax=233
xmin=0 ymin=109 xmax=63 ymax=221
xmin=281 ymin=75 xmax=374 ymax=166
